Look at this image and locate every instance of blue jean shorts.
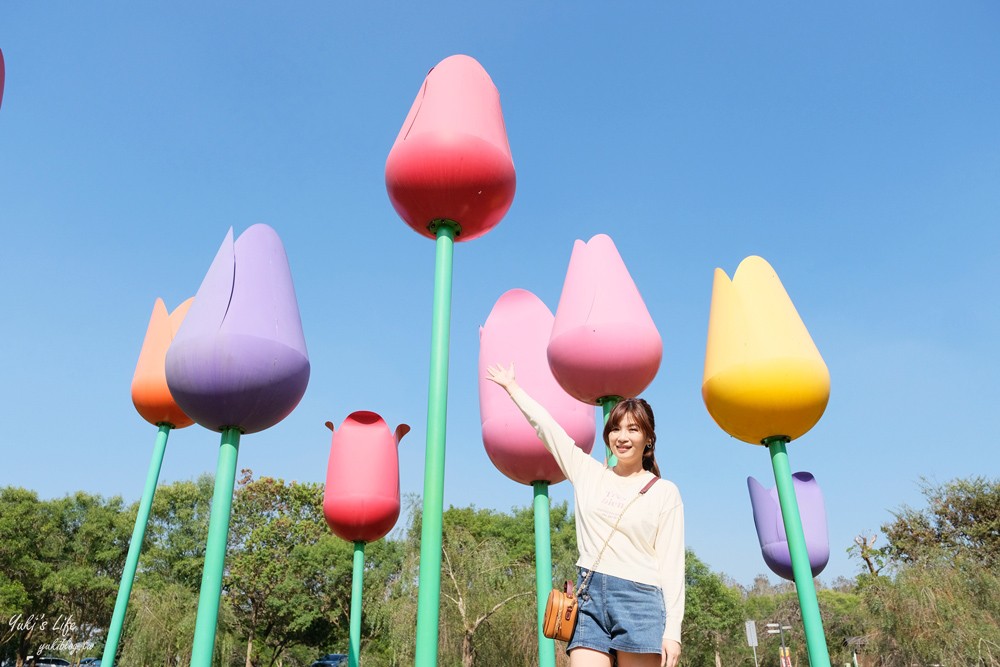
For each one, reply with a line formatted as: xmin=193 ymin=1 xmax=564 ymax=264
xmin=567 ymin=568 xmax=666 ymax=656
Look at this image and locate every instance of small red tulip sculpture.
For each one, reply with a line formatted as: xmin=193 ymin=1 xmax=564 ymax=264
xmin=324 ymin=412 xmax=408 ymax=667
xmin=323 ymin=412 xmax=409 ymax=543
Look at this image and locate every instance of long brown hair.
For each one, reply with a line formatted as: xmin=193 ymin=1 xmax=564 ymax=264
xmin=602 ymin=397 xmax=660 ymax=477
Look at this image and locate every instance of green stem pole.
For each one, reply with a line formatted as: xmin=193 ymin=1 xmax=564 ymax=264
xmin=765 ymin=437 xmax=831 ymax=667
xmin=101 ymin=423 xmax=171 ymax=667
xmin=190 ymin=427 xmax=242 ymax=667
xmin=533 ymin=482 xmax=556 ymax=667
xmin=349 ymin=541 xmax=365 ymax=667
xmin=414 ymin=221 xmax=457 ymax=667
xmin=598 ymin=396 xmax=621 ymax=467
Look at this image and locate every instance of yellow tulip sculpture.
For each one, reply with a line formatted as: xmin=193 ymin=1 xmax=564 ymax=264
xmin=703 ymin=255 xmax=829 ymax=444
xmin=702 ymin=255 xmax=832 ymax=667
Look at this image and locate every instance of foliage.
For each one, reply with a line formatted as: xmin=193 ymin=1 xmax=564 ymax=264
xmin=0 ymin=487 xmax=132 ymax=667
xmin=854 ymin=476 xmax=1000 ymax=666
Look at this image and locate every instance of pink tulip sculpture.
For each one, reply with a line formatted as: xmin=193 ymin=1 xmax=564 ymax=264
xmin=702 ymin=256 xmax=831 ymax=666
xmin=1 ymin=48 xmax=5 ymax=111
xmin=479 ymin=289 xmax=595 ymax=667
xmin=165 ymin=224 xmax=310 ymax=667
xmin=547 ymin=234 xmax=662 ymax=463
xmin=101 ymin=298 xmax=194 ymax=667
xmin=324 ymin=412 xmax=409 ymax=667
xmin=385 ymin=54 xmax=515 ymax=666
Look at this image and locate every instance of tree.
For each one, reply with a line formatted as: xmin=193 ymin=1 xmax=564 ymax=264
xmin=226 ymin=471 xmax=340 ymax=667
xmin=681 ymin=551 xmax=745 ymax=667
xmin=881 ymin=476 xmax=1000 ymax=568
xmin=854 ymin=476 xmax=1000 ymax=665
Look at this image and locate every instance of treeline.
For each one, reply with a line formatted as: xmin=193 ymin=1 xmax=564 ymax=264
xmin=1 ymin=474 xmax=997 ymax=667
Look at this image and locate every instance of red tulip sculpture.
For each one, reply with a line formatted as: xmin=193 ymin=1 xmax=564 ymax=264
xmin=324 ymin=412 xmax=408 ymax=667
xmin=385 ymin=54 xmax=516 ymax=666
xmin=102 ymin=298 xmax=194 ymax=667
xmin=479 ymin=289 xmax=595 ymax=665
xmin=547 ymin=234 xmax=662 ymax=463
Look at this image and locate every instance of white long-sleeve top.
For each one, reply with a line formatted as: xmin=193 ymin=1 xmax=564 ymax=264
xmin=509 ymin=386 xmax=685 ymax=644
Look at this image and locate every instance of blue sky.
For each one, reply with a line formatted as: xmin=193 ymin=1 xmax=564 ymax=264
xmin=1 ymin=3 xmax=998 ymax=589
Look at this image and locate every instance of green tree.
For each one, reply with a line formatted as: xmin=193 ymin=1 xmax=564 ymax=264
xmin=681 ymin=551 xmax=744 ymax=667
xmin=854 ymin=476 xmax=1000 ymax=666
xmin=226 ymin=471 xmax=361 ymax=667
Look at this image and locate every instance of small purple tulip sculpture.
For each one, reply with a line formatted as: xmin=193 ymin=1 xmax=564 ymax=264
xmin=747 ymin=472 xmax=829 ymax=581
xmin=165 ymin=224 xmax=309 ymax=667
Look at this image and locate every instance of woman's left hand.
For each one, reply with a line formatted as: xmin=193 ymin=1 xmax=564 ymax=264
xmin=661 ymin=639 xmax=681 ymax=667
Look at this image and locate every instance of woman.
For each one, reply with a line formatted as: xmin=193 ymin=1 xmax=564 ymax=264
xmin=486 ymin=363 xmax=683 ymax=667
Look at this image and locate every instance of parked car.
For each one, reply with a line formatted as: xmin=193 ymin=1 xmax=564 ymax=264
xmin=32 ymin=659 xmax=71 ymax=667
xmin=310 ymin=654 xmax=347 ymax=667
xmin=80 ymin=660 xmax=102 ymax=666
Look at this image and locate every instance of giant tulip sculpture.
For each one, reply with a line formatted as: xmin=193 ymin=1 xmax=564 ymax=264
xmin=702 ymin=255 xmax=831 ymax=667
xmin=479 ymin=289 xmax=595 ymax=667
xmin=385 ymin=54 xmax=515 ymax=666
xmin=547 ymin=234 xmax=661 ymax=463
xmin=747 ymin=472 xmax=829 ymax=581
xmin=324 ymin=412 xmax=408 ymax=667
xmin=165 ymin=224 xmax=309 ymax=667
xmin=101 ymin=298 xmax=194 ymax=667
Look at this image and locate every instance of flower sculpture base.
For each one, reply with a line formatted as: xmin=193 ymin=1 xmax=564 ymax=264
xmin=765 ymin=436 xmax=832 ymax=667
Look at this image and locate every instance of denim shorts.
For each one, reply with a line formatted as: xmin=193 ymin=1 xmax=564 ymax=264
xmin=567 ymin=568 xmax=665 ymax=656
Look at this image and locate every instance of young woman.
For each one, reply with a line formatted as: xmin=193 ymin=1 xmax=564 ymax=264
xmin=486 ymin=363 xmax=684 ymax=667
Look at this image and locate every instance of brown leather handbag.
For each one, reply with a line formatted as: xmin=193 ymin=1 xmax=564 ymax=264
xmin=542 ymin=580 xmax=578 ymax=641
xmin=541 ymin=475 xmax=659 ymax=642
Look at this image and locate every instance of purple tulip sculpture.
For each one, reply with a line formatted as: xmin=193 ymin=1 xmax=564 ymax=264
xmin=479 ymin=288 xmax=596 ymax=667
xmin=747 ymin=472 xmax=829 ymax=581
xmin=165 ymin=224 xmax=309 ymax=667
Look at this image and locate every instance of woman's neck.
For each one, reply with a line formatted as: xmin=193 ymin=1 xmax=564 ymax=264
xmin=612 ymin=462 xmax=645 ymax=477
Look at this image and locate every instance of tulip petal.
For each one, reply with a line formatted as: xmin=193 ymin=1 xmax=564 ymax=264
xmin=165 ymin=225 xmax=310 ymax=434
xmin=385 ymin=54 xmax=516 ymax=241
xmin=703 ymin=256 xmax=830 ymax=444
xmin=0 ymin=48 xmax=5 ymax=110
xmin=747 ymin=472 xmax=830 ymax=581
xmin=324 ymin=411 xmax=405 ymax=543
xmin=479 ymin=289 xmax=595 ymax=485
xmin=547 ymin=234 xmax=662 ymax=404
xmin=131 ymin=298 xmax=195 ymax=429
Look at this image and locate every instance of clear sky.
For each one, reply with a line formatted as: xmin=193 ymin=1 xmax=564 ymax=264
xmin=1 ymin=3 xmax=998 ymax=588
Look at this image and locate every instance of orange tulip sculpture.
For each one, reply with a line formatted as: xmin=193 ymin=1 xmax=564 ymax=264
xmin=102 ymin=298 xmax=194 ymax=667
xmin=702 ymin=256 xmax=831 ymax=667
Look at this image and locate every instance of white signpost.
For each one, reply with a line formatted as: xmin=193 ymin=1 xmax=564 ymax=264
xmin=746 ymin=620 xmax=759 ymax=667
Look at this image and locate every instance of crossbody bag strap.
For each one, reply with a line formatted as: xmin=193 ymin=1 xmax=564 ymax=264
xmin=575 ymin=474 xmax=658 ymax=597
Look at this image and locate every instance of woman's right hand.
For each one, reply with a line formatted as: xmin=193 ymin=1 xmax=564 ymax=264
xmin=485 ymin=363 xmax=518 ymax=393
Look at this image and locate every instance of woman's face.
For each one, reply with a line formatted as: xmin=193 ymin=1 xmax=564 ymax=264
xmin=607 ymin=412 xmax=647 ymax=469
